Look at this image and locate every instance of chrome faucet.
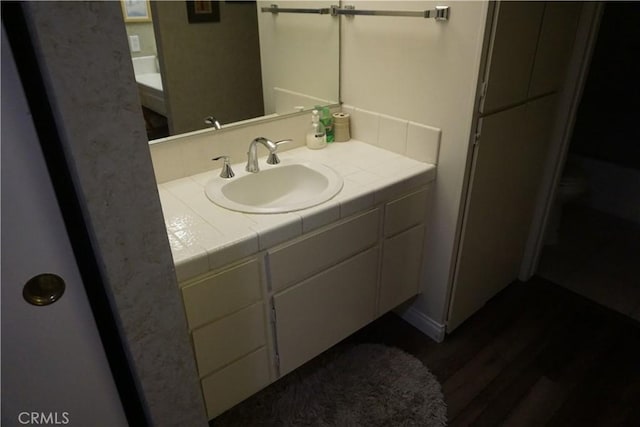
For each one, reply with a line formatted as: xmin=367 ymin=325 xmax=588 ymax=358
xmin=204 ymin=116 xmax=222 ymax=130
xmin=246 ymin=137 xmax=278 ymax=173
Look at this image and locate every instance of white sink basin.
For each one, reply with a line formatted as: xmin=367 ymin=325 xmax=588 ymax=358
xmin=205 ymin=161 xmax=343 ymax=214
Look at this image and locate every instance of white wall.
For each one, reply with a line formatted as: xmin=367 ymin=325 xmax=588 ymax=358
xmin=257 ymin=0 xmax=339 ymax=114
xmin=341 ymin=1 xmax=489 ymax=325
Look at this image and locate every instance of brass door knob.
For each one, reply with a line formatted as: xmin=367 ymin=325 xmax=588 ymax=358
xmin=23 ymin=273 xmax=66 ymax=306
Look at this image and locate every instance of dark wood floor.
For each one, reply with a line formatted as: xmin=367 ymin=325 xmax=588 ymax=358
xmin=538 ymin=205 xmax=640 ymax=321
xmin=350 ymin=276 xmax=640 ymax=426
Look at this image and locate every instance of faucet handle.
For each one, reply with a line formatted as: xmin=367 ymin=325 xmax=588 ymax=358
xmin=267 ymin=139 xmax=293 ymax=165
xmin=212 ymin=156 xmax=235 ymax=178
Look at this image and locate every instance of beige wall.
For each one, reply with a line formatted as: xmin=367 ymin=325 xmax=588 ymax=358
xmin=124 ymin=21 xmax=157 ymax=58
xmin=341 ymin=1 xmax=490 ymax=325
xmin=153 ymin=1 xmax=264 ymax=134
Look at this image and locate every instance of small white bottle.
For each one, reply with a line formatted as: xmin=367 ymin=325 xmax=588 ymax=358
xmin=306 ymin=110 xmax=327 ymax=150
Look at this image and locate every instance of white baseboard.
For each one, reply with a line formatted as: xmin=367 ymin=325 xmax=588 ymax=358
xmin=395 ymin=306 xmax=446 ymax=343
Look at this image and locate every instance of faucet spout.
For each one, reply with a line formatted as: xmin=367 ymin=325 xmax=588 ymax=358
xmin=246 ymin=137 xmax=278 ymax=173
xmin=204 ymin=116 xmax=222 ymax=130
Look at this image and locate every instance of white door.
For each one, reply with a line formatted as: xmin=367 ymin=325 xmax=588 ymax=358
xmin=447 ymin=1 xmax=583 ymax=332
xmin=480 ymin=1 xmax=545 ymax=114
xmin=448 ymin=96 xmax=557 ymax=331
xmin=1 ymin=27 xmax=128 ymax=426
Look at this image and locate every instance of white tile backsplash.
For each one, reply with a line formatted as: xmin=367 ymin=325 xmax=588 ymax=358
xmin=378 ymin=114 xmax=408 ymax=155
xmin=150 ymin=105 xmax=441 ymax=185
xmin=152 ymin=141 xmax=186 ymax=184
xmin=407 ymin=121 xmax=442 ymax=164
xmin=150 ymin=112 xmax=312 ymax=183
xmin=340 ymin=104 xmax=356 ymax=118
xmin=179 ymin=137 xmax=216 ymax=178
xmin=351 ymin=108 xmax=380 ymax=146
xmin=340 ymin=105 xmax=441 ymax=165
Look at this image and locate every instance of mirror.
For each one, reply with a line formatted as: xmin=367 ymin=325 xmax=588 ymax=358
xmin=122 ymin=0 xmax=340 ymax=141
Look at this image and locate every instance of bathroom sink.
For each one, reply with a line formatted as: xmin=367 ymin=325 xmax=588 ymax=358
xmin=205 ymin=162 xmax=343 ymax=214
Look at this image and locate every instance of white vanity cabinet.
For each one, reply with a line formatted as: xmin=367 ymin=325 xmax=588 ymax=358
xmin=177 ymin=185 xmax=431 ymax=420
xmin=268 ymin=209 xmax=381 ymax=375
xmin=274 ymin=248 xmax=380 ymax=375
xmin=379 ymin=188 xmax=429 ymax=314
xmin=270 ymin=188 xmax=431 ymax=377
xmin=179 ymin=259 xmax=274 ymax=419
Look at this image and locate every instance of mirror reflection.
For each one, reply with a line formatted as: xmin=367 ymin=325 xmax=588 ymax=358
xmin=122 ymin=0 xmax=340 ymax=141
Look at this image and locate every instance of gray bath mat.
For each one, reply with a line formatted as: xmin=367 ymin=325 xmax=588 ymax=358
xmin=213 ymin=343 xmax=447 ymax=426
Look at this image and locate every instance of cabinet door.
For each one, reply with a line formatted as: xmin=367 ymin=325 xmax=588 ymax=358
xmin=481 ymin=1 xmax=545 ymax=113
xmin=274 ymin=247 xmax=379 ymax=376
xmin=379 ymin=225 xmax=425 ymax=314
xmin=528 ymin=2 xmax=583 ymax=97
xmin=448 ymin=95 xmax=557 ymax=331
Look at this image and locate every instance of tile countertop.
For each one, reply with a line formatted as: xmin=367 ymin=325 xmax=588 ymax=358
xmin=158 ymin=140 xmax=436 ymax=283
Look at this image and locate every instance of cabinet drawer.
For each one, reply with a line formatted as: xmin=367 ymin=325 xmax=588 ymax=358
xmin=379 ymin=225 xmax=425 ymax=314
xmin=269 ymin=209 xmax=379 ymax=292
xmin=384 ymin=187 xmax=429 ymax=237
xmin=192 ymin=302 xmax=266 ymax=377
xmin=201 ymin=347 xmax=271 ymax=420
xmin=181 ymin=259 xmax=261 ymax=329
xmin=274 ymin=247 xmax=379 ymax=375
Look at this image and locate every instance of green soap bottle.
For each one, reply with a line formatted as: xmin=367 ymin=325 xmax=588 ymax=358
xmin=318 ymin=106 xmax=334 ymax=143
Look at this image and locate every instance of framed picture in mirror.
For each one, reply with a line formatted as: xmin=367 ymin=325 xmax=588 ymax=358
xmin=186 ymin=1 xmax=221 ymax=23
xmin=121 ymin=0 xmax=151 ymax=22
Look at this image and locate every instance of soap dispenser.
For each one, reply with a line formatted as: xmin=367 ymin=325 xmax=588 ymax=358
xmin=306 ymin=109 xmax=327 ymax=150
